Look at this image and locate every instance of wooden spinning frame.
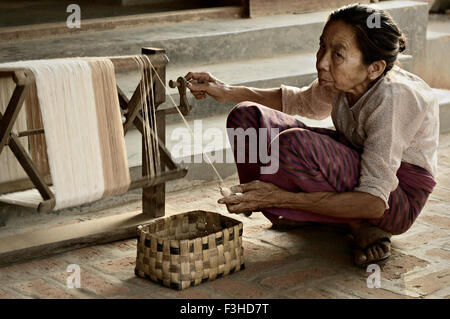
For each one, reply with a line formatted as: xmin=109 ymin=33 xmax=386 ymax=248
xmin=0 ymin=48 xmax=190 ymax=215
xmin=0 ymin=48 xmax=193 ymax=265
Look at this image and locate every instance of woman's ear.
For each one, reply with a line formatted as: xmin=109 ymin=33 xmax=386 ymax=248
xmin=368 ymin=60 xmax=387 ymax=80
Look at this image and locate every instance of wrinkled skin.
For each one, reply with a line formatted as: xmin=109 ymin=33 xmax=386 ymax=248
xmin=218 ymin=180 xmax=282 ymax=214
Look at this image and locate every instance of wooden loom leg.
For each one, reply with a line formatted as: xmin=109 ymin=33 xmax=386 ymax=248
xmin=0 ymin=84 xmax=28 ymax=154
xmin=142 ymin=110 xmax=166 ymax=218
xmin=8 ymin=134 xmax=54 ymax=201
xmin=0 ymin=80 xmax=54 ymax=203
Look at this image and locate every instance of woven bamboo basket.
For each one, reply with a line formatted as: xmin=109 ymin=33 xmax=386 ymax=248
xmin=134 ymin=210 xmax=245 ymax=290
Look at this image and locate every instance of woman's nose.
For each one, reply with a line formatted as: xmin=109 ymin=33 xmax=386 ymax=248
xmin=316 ymin=50 xmax=330 ymax=72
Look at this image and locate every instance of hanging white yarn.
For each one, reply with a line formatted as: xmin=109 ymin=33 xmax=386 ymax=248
xmin=0 ymin=59 xmax=106 ymax=209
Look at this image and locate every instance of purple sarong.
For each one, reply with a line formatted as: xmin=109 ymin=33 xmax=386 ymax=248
xmin=226 ymin=102 xmax=437 ymax=235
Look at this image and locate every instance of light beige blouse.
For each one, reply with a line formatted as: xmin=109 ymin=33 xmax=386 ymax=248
xmin=280 ymin=66 xmax=439 ymax=209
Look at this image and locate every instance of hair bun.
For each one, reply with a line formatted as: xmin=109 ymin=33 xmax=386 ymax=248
xmin=398 ymin=34 xmax=407 ymax=53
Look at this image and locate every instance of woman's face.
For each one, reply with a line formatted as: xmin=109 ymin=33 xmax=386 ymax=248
xmin=316 ymin=20 xmax=371 ymax=94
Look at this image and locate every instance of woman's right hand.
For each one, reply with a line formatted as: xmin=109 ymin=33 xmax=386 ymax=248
xmin=184 ymin=72 xmax=231 ymax=102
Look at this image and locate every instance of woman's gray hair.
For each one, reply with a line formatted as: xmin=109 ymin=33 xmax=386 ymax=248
xmin=327 ymin=3 xmax=407 ymax=75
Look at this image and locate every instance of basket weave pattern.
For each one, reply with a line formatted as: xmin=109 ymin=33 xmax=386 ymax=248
xmin=135 ymin=210 xmax=245 ymax=290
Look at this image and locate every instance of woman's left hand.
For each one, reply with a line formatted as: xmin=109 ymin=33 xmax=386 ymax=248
xmin=218 ymin=180 xmax=284 ymax=214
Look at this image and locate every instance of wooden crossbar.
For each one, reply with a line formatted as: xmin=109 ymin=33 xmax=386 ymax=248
xmin=122 ymin=75 xmax=151 ymax=135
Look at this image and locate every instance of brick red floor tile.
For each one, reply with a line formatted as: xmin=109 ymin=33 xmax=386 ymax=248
xmin=13 ymin=279 xmax=76 ymax=299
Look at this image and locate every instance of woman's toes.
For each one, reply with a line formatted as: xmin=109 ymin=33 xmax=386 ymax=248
xmin=366 ymin=247 xmax=376 ymax=261
xmin=375 ymin=245 xmax=386 ymax=258
xmin=354 ymin=249 xmax=367 ymax=265
xmin=379 ymin=241 xmax=391 ymax=253
xmin=361 ymin=242 xmax=391 ymax=265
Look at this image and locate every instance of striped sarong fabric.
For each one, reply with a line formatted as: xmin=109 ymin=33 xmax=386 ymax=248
xmin=0 ymin=58 xmax=131 ymax=209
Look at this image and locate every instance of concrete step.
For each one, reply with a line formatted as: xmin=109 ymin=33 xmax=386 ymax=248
xmin=0 ymin=6 xmax=243 ymax=42
xmin=0 ymin=1 xmax=428 ymax=68
xmin=434 ymin=88 xmax=450 ymax=133
xmin=117 ymin=53 xmax=413 ymax=124
xmin=413 ymin=14 xmax=450 ymax=89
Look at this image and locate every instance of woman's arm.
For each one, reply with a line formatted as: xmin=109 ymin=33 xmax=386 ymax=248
xmin=185 ymin=72 xmax=282 ymax=111
xmin=218 ymin=180 xmax=386 ymax=219
xmin=278 ymin=189 xmax=386 ymax=219
xmin=226 ymin=86 xmax=282 ymax=111
xmin=185 ymin=72 xmax=336 ymax=119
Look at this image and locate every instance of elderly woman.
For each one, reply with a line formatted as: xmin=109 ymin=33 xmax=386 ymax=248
xmin=185 ymin=4 xmax=439 ymax=267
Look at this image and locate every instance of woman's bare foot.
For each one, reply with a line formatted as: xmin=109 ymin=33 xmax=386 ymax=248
xmin=349 ymin=222 xmax=392 ymax=267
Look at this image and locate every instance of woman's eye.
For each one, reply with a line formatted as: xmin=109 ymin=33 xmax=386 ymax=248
xmin=319 ymin=43 xmax=325 ymax=49
xmin=334 ymin=52 xmax=343 ymax=58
